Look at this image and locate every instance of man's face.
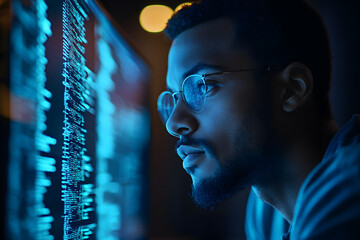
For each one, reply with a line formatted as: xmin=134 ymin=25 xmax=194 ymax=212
xmin=165 ymin=18 xmax=276 ymax=209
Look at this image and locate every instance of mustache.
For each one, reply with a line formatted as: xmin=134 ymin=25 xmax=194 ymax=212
xmin=175 ymin=136 xmax=217 ymax=158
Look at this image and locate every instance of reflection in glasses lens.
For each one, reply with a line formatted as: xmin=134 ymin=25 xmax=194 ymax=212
xmin=183 ymin=75 xmax=206 ymax=112
xmin=157 ymin=91 xmax=175 ymax=124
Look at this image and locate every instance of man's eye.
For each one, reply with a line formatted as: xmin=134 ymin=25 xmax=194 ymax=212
xmin=195 ymin=81 xmax=207 ymax=95
xmin=195 ymin=79 xmax=221 ymax=96
xmin=204 ymin=81 xmax=221 ymax=96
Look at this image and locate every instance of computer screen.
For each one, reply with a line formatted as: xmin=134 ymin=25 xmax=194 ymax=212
xmin=3 ymin=0 xmax=150 ymax=239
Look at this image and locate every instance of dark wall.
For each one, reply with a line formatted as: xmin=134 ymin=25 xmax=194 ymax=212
xmin=0 ymin=1 xmax=10 ymax=239
xmin=308 ymin=0 xmax=360 ymax=125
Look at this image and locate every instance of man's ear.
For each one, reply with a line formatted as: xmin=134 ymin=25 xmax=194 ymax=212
xmin=280 ymin=62 xmax=313 ymax=112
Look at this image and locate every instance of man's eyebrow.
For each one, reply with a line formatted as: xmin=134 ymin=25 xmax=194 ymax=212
xmin=167 ymin=63 xmax=220 ymax=92
xmin=182 ymin=63 xmax=221 ymax=80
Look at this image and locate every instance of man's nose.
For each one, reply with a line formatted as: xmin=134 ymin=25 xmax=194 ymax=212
xmin=166 ymin=98 xmax=198 ymax=138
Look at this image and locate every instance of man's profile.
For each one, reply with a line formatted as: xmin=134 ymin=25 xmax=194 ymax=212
xmin=157 ymin=0 xmax=360 ymax=239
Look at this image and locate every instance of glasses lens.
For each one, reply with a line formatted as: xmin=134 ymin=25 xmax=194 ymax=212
xmin=183 ymin=75 xmax=206 ymax=112
xmin=157 ymin=92 xmax=175 ymax=123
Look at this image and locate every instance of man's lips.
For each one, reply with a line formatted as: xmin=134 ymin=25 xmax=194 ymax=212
xmin=177 ymin=145 xmax=205 ymax=168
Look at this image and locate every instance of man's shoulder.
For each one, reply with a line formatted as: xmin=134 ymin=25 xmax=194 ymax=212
xmin=291 ymin=115 xmax=360 ymax=239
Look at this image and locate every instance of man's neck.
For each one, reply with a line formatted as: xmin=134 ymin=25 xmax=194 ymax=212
xmin=252 ymin=119 xmax=339 ymax=223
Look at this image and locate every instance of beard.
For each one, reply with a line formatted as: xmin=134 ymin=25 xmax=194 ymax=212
xmin=189 ymin=148 xmax=259 ymax=210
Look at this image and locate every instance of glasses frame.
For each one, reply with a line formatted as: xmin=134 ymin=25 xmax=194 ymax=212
xmin=157 ymin=66 xmax=282 ymax=123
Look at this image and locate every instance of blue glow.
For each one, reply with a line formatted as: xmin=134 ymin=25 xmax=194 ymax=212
xmin=94 ymin=17 xmax=150 ymax=238
xmin=7 ymin=0 xmax=55 ymax=239
xmin=7 ymin=0 xmax=149 ymax=239
xmin=95 ymin=35 xmax=120 ymax=240
xmin=62 ymin=0 xmax=96 ymax=239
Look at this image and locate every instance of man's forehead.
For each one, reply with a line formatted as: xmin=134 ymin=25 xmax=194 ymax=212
xmin=166 ymin=18 xmax=237 ymax=91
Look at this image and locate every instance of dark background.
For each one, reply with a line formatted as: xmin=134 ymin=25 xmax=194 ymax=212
xmin=95 ymin=0 xmax=360 ymax=239
xmin=1 ymin=0 xmax=359 ymax=239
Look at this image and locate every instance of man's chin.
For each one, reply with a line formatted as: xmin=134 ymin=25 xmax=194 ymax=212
xmin=190 ymin=176 xmax=233 ymax=211
xmin=189 ymin=166 xmax=251 ymax=210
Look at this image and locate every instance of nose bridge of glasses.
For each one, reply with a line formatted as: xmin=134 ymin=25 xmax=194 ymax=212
xmin=172 ymin=91 xmax=182 ymax=104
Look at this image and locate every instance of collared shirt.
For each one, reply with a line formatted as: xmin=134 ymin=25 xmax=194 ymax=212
xmin=245 ymin=190 xmax=290 ymax=240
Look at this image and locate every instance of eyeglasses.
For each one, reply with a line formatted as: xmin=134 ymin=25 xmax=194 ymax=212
xmin=157 ymin=66 xmax=281 ymax=124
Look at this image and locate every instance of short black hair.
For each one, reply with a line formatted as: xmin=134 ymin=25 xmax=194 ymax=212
xmin=165 ymin=0 xmax=333 ymax=119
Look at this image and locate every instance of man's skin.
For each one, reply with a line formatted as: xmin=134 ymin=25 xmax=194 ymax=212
xmin=165 ymin=17 xmax=339 ymax=223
